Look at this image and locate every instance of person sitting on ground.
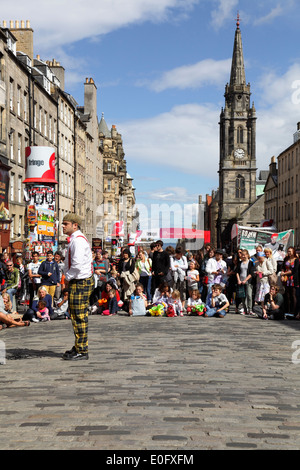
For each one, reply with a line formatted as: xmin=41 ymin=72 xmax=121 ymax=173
xmin=186 ymin=289 xmax=205 ymax=315
xmin=90 ymin=280 xmax=122 ymax=314
xmin=36 ymin=299 xmax=51 ymax=322
xmin=23 ymin=286 xmax=53 ymax=322
xmin=151 ymin=281 xmax=173 ymax=306
xmin=5 ymin=261 xmax=20 ymax=305
xmin=129 ymin=283 xmax=147 ymax=317
xmin=102 ymin=288 xmax=119 ymax=316
xmin=0 ymin=293 xmax=30 ymax=329
xmin=253 ymin=285 xmax=285 ymax=320
xmin=168 ymin=289 xmax=184 ymax=316
xmin=205 ymin=283 xmax=229 ymax=318
xmin=51 ymin=288 xmax=70 ymax=320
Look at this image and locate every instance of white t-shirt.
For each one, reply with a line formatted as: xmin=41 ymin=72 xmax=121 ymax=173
xmin=186 ymin=269 xmax=199 ymax=288
xmin=27 ymin=261 xmax=41 ymax=284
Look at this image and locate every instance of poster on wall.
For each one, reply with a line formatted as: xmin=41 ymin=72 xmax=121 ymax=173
xmin=24 ymin=184 xmax=58 ymax=259
xmin=0 ymin=166 xmax=10 ymax=222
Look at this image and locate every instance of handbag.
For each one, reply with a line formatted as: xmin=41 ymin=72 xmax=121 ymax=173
xmin=236 ymin=283 xmax=246 ymax=298
xmin=131 ymin=295 xmax=146 ymax=316
xmin=268 ymin=272 xmax=278 ymax=286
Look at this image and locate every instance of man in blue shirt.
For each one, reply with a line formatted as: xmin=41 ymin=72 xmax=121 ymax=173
xmin=38 ymin=250 xmax=60 ymax=300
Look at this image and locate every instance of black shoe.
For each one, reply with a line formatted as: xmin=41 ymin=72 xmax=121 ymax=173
xmin=63 ymin=349 xmax=89 ymax=361
xmin=62 ymin=346 xmax=76 ymax=358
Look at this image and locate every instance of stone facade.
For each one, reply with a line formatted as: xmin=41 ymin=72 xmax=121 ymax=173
xmin=0 ymin=19 xmax=139 ymax=252
xmin=99 ymin=115 xmax=137 ymax=250
xmin=203 ymin=20 xmax=265 ymax=250
xmin=0 ymin=20 xmax=104 ymax=249
xmin=217 ymin=21 xmax=258 ymax=247
xmin=276 ymin=124 xmax=300 ymax=247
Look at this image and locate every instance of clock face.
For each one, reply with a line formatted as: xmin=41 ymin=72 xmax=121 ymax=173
xmin=234 ymin=148 xmax=245 ymax=159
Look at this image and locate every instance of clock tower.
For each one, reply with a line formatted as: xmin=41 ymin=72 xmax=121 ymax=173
xmin=217 ymin=15 xmax=257 ymax=247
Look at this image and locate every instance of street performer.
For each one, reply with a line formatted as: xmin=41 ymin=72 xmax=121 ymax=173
xmin=61 ymin=213 xmax=94 ymax=360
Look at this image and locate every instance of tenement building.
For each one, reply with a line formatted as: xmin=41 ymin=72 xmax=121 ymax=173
xmin=264 ymin=123 xmax=300 ymax=248
xmin=99 ymin=114 xmax=138 ymax=248
xmin=0 ymin=20 xmax=104 ymax=248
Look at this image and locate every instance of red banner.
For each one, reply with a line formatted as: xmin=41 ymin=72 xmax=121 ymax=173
xmin=160 ymin=228 xmax=210 ymax=242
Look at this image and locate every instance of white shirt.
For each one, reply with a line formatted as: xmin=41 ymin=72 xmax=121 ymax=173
xmin=28 ymin=261 xmax=41 ymax=284
xmin=205 ymin=258 xmax=227 ymax=284
xmin=64 ymin=230 xmax=93 ymax=281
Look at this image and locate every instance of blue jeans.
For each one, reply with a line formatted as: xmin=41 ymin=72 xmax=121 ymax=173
xmin=7 ymin=288 xmax=17 ymax=304
xmin=140 ymin=275 xmax=151 ymax=301
xmin=205 ymin=306 xmax=227 ymax=317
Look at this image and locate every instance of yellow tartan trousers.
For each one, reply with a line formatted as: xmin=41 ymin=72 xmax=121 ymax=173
xmin=69 ymin=276 xmax=94 ymax=354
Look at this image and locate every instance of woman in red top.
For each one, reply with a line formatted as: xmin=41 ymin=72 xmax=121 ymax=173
xmin=101 ymin=281 xmax=121 ymax=303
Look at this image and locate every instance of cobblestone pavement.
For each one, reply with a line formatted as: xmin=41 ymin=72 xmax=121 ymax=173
xmin=1 ymin=310 xmax=300 ymax=451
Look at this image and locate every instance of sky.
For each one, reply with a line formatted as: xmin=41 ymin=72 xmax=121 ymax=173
xmin=3 ymin=0 xmax=300 ymax=236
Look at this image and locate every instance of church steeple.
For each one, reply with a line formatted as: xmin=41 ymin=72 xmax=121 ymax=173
xmin=229 ymin=13 xmax=246 ymax=88
xmin=217 ymin=14 xmax=257 ymax=248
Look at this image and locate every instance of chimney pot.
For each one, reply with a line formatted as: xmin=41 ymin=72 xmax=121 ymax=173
xmin=3 ymin=20 xmax=7 ymax=27
xmin=21 ymin=20 xmax=25 ymax=28
xmin=15 ymin=20 xmax=19 ymax=28
xmin=26 ymin=20 xmax=30 ymax=28
xmin=9 ymin=20 xmax=13 ymax=28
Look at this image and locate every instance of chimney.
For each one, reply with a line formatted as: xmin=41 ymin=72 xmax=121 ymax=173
xmin=84 ymin=77 xmax=97 ymax=136
xmin=269 ymin=156 xmax=277 ymax=176
xmin=9 ymin=19 xmax=34 ymax=60
xmin=48 ymin=58 xmax=65 ymax=91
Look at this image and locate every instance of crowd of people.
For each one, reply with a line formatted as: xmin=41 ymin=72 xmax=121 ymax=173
xmin=1 ymin=238 xmax=300 ymax=329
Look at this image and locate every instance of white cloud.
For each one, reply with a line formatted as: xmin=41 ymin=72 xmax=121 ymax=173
xmin=1 ymin=0 xmax=199 ymax=53
xmin=255 ymin=63 xmax=300 ymax=168
xmin=119 ymin=103 xmax=220 ymax=178
xmin=211 ymin=0 xmax=239 ymax=29
xmin=145 ymin=58 xmax=231 ymax=92
xmin=122 ymin=63 xmax=300 ymax=200
xmin=253 ymin=4 xmax=283 ymax=26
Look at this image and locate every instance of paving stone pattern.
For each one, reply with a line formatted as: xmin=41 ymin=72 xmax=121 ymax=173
xmin=1 ymin=312 xmax=300 ymax=450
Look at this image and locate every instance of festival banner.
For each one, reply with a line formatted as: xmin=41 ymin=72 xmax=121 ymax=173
xmin=235 ymin=226 xmax=294 ymax=261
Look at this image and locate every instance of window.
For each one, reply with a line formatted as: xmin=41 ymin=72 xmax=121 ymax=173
xmin=44 ymin=111 xmax=47 ymax=136
xmin=9 ymin=132 xmax=14 ymax=160
xmin=53 ymin=119 xmax=56 ymax=143
xmin=24 ymin=91 xmax=28 ymax=121
xmin=0 ymin=107 xmax=3 ymax=141
xmin=18 ymin=176 xmax=22 ymax=202
xmin=235 ymin=175 xmax=245 ymax=199
xmin=18 ymin=216 xmax=22 ymax=236
xmin=237 ymin=126 xmax=243 ymax=144
xmin=107 ymin=162 xmax=111 ymax=171
xmin=39 ymin=107 xmax=42 ymax=132
xmin=18 ymin=134 xmax=22 ymax=164
xmin=10 ymin=173 xmax=15 ymax=200
xmin=17 ymin=85 xmax=21 ymax=116
xmin=9 ymin=78 xmax=14 ymax=111
xmin=34 ymin=102 xmax=37 ymax=128
xmin=107 ymin=180 xmax=111 ymax=191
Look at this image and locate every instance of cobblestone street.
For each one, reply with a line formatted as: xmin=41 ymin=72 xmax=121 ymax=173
xmin=1 ymin=312 xmax=300 ymax=451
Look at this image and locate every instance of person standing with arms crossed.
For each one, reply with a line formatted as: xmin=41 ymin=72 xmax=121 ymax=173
xmin=61 ymin=214 xmax=94 ymax=361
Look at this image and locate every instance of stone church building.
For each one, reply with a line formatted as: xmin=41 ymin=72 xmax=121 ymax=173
xmin=204 ymin=17 xmax=266 ymax=250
